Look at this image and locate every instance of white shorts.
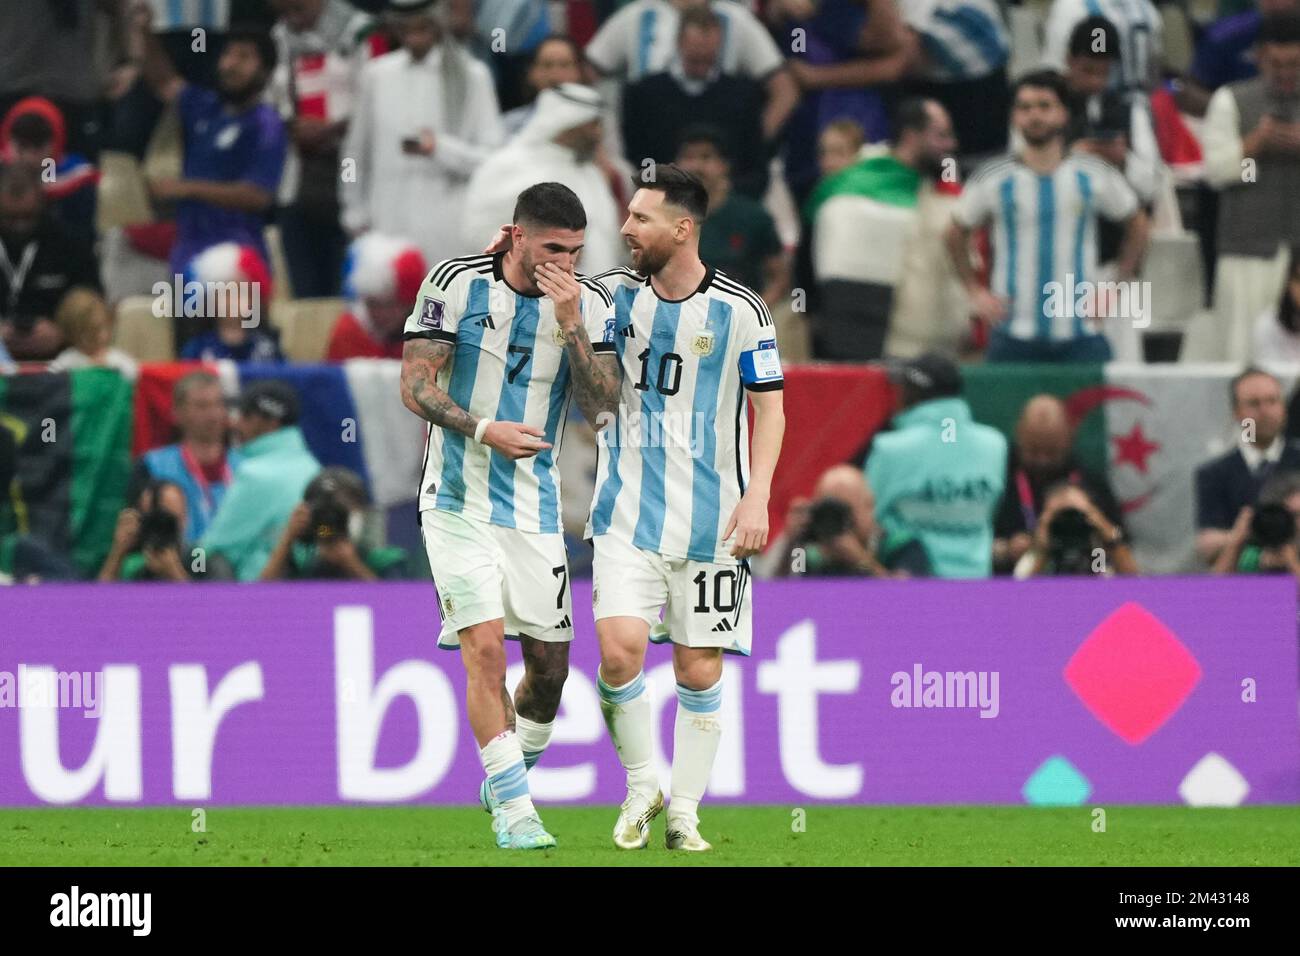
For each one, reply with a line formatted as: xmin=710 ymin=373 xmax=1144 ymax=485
xmin=420 ymin=508 xmax=573 ymax=649
xmin=591 ymin=533 xmax=753 ymax=656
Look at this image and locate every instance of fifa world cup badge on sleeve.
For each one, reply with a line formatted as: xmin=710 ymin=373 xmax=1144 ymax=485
xmin=419 ymin=297 xmax=445 ymax=330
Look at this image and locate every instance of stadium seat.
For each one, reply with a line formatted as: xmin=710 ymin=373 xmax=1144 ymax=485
xmin=114 ymin=295 xmax=176 ymax=363
xmin=264 ymin=225 xmax=294 ymax=303
xmin=142 ymin=104 xmax=182 ymax=183
xmin=96 ymin=151 xmax=155 ymax=233
xmin=275 ymin=298 xmax=345 ymax=363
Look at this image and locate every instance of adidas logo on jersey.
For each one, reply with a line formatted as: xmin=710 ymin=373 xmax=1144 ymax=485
xmin=477 ymin=315 xmax=496 ymax=329
xmin=711 ymin=619 xmax=734 ymax=633
xmin=557 ymin=615 xmax=572 ymax=629
xmin=619 ymin=325 xmax=635 ymax=338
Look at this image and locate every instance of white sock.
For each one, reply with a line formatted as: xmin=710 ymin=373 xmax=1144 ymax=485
xmin=669 ymin=679 xmax=723 ymax=825
xmin=597 ymin=670 xmax=658 ymax=797
xmin=479 ymin=730 xmax=536 ymax=827
xmin=514 ymin=714 xmax=554 ymax=770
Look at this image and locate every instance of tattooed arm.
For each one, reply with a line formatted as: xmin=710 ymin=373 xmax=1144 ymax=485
xmin=535 ymin=262 xmax=622 ymax=430
xmin=400 ymin=338 xmax=478 ymax=437
xmin=564 ymin=333 xmax=622 ymax=430
xmin=401 ymin=337 xmax=549 ymax=458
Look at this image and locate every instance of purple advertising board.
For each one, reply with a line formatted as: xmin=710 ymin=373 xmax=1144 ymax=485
xmin=1 ymin=577 xmax=1296 ymax=806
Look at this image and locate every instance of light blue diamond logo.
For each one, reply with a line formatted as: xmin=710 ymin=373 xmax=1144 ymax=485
xmin=1022 ymin=756 xmax=1092 ymax=805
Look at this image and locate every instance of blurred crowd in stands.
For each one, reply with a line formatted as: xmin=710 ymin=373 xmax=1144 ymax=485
xmin=3 ymin=0 xmax=1300 ymax=585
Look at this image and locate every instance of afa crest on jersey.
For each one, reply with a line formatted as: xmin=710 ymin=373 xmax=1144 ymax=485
xmin=689 ymin=330 xmax=716 ymax=356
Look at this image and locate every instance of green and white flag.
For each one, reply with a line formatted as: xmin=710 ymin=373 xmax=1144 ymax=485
xmin=965 ymin=362 xmax=1300 ymax=574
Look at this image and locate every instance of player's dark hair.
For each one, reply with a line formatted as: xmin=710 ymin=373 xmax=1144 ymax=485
xmin=1259 ymin=12 xmax=1300 ymax=46
xmin=632 ymin=163 xmax=709 ymax=221
xmin=679 ymin=5 xmax=722 ymax=35
xmin=512 ymin=181 xmax=588 ymax=231
xmin=894 ymin=97 xmax=935 ymax=137
xmin=676 ymin=123 xmax=732 ymax=165
xmin=1012 ymin=69 xmax=1071 ymax=108
xmin=1068 ymin=16 xmax=1120 ymax=60
xmin=223 ymin=24 xmax=278 ymax=75
xmin=9 ymin=112 xmax=55 ymax=149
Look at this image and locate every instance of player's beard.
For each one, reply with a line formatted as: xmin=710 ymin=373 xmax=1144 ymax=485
xmin=630 ymin=241 xmax=671 ymax=277
xmin=516 ymin=248 xmax=544 ymax=294
xmin=1020 ymin=122 xmax=1063 ymax=147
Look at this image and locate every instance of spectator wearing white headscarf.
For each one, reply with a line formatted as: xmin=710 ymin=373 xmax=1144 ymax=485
xmin=461 ymin=83 xmax=626 ymax=275
xmin=340 ymin=0 xmax=503 ymax=265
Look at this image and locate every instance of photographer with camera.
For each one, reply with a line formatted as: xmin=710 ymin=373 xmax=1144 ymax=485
xmin=1016 ymin=482 xmax=1138 ymax=577
xmin=260 ymin=467 xmax=409 ymax=581
xmin=1196 ymin=367 xmax=1300 ymax=566
xmin=757 ymin=464 xmax=930 ymax=578
xmin=1211 ymin=472 xmax=1300 ymax=578
xmin=994 ymin=394 xmax=1125 ymax=574
xmin=97 ymin=480 xmax=193 ymax=582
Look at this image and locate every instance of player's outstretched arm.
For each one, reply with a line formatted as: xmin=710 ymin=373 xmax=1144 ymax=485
xmin=400 ymin=338 xmax=551 ymax=459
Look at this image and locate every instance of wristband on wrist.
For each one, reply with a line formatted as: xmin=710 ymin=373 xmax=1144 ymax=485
xmin=474 ymin=418 xmax=492 ymax=445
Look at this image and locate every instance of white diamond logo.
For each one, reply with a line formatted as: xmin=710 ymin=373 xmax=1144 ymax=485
xmin=1178 ymin=753 xmax=1250 ymax=807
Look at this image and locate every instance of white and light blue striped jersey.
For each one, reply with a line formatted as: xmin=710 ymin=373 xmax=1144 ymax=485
xmin=148 ymin=0 xmax=230 ymax=30
xmin=403 ymin=253 xmax=617 ymax=534
xmin=586 ymin=265 xmax=784 ymax=565
xmin=902 ymin=0 xmax=1010 ymax=82
xmin=1041 ymin=0 xmax=1163 ymax=93
xmin=584 ymin=0 xmax=784 ymax=83
xmin=953 ymin=154 xmax=1138 ymax=341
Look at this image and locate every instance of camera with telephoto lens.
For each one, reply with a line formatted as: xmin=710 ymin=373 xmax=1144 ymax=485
xmin=136 ymin=481 xmax=181 ymax=553
xmin=137 ymin=508 xmax=180 ymax=553
xmin=1046 ymin=507 xmax=1096 ymax=575
xmin=806 ymin=497 xmax=853 ymax=543
xmin=1250 ymin=502 xmax=1296 ymax=550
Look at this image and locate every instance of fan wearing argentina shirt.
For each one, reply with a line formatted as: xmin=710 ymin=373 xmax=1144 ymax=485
xmin=399 ymin=182 xmax=621 ymax=850
xmin=588 ymin=165 xmax=786 ymax=852
xmin=944 ymin=70 xmax=1151 ymax=363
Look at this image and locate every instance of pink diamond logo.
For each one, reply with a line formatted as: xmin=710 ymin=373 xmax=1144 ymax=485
xmin=1064 ymin=601 xmax=1201 ymax=745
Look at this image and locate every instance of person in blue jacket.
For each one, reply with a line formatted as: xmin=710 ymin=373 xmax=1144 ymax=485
xmin=200 ymin=379 xmax=320 ymax=580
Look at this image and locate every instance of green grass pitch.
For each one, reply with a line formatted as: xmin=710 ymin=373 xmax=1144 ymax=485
xmin=2 ymin=806 xmax=1299 ymax=866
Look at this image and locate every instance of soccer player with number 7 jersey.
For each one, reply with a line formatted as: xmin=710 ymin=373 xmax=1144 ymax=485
xmin=399 ymin=183 xmax=621 ymax=850
xmin=588 ymin=165 xmax=786 ymax=851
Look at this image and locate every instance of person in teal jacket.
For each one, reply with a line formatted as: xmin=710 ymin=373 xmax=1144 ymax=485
xmin=866 ymin=354 xmax=1008 ymax=578
xmin=200 ymin=380 xmax=321 ymax=580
